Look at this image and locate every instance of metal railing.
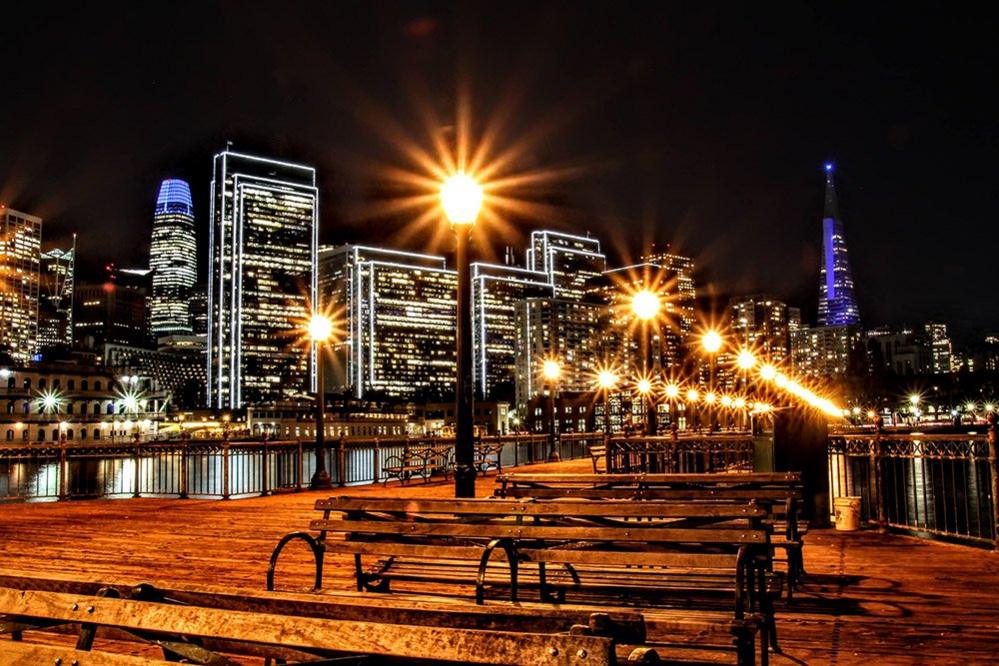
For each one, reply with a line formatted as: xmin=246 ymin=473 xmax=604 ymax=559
xmin=0 ymin=433 xmax=566 ymax=502
xmin=605 ymin=433 xmax=756 ymax=473
xmin=828 ymin=427 xmax=999 ymax=547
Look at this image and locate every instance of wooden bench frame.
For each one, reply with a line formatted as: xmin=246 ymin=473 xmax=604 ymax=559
xmin=382 ymin=443 xmax=454 ymax=485
xmin=270 ymin=496 xmax=773 ymax=664
xmin=0 ymin=579 xmax=620 ymax=665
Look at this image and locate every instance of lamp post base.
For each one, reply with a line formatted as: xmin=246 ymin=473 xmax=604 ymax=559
xmin=453 ymin=464 xmax=477 ymax=498
xmin=310 ymin=469 xmax=333 ymax=490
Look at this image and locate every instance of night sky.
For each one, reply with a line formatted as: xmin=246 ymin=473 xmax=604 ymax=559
xmin=3 ymin=2 xmax=997 ymax=342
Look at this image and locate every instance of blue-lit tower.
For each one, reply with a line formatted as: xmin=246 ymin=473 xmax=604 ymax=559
xmin=150 ymin=179 xmax=197 ymax=337
xmin=817 ymin=164 xmax=861 ymax=326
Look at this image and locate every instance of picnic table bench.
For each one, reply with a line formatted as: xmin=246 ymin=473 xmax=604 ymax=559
xmin=495 ymin=472 xmax=806 ymax=597
xmin=270 ymin=495 xmax=776 ymax=664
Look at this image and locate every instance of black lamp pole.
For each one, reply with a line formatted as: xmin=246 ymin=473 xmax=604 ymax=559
xmin=454 ymin=226 xmax=476 ymax=497
xmin=310 ymin=342 xmax=331 ymax=489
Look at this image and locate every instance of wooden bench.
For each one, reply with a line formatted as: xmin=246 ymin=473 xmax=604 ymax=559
xmin=495 ymin=472 xmax=806 ymax=598
xmin=474 ymin=439 xmax=505 ymax=473
xmin=588 ymin=439 xmax=608 ymax=472
xmin=382 ymin=442 xmax=454 ymax=485
xmin=270 ymin=496 xmax=774 ymax=664
xmin=0 ymin=578 xmax=620 ymax=665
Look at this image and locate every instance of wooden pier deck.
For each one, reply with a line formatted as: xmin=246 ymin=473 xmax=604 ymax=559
xmin=2 ymin=459 xmax=998 ymax=664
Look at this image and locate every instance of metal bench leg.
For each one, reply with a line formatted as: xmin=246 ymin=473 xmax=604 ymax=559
xmin=76 ymin=586 xmax=120 ymax=650
xmin=476 ymin=538 xmax=518 ymax=604
xmin=267 ymin=532 xmax=325 ymax=592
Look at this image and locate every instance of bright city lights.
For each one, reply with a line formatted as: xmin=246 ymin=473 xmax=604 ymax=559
xmin=704 ymin=391 xmax=717 ymax=405
xmin=631 ymin=290 xmax=661 ymax=321
xmin=908 ymin=394 xmax=920 ymax=406
xmin=734 ymin=397 xmax=746 ymax=409
xmin=736 ymin=348 xmax=756 ymax=370
xmin=701 ymin=330 xmax=723 ymax=354
xmin=542 ymin=359 xmax=561 ymax=382
xmin=720 ymin=395 xmax=733 ymax=407
xmin=597 ymin=370 xmax=618 ymax=390
xmin=308 ymin=313 xmax=334 ymax=342
xmin=636 ymin=378 xmax=653 ymax=395
xmin=686 ymin=388 xmax=700 ymax=402
xmin=440 ymin=172 xmax=483 ymax=225
xmin=759 ymin=364 xmax=777 ymax=381
xmin=37 ymin=390 xmax=63 ymax=414
xmin=664 ymin=383 xmax=680 ymax=399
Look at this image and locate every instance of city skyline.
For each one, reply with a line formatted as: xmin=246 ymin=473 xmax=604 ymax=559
xmin=2 ymin=4 xmax=996 ymax=341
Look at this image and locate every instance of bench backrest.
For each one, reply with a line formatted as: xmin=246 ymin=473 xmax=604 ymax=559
xmin=312 ymin=496 xmax=768 ymax=548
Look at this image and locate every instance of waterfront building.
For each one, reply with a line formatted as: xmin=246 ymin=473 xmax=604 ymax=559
xmin=817 ymin=164 xmax=861 ymax=326
xmin=0 ymin=206 xmax=42 ymax=363
xmin=207 ymin=150 xmax=318 ymax=409
xmin=149 ymin=179 xmax=197 ymax=337
xmin=38 ymin=237 xmax=76 ymax=349
xmin=103 ymin=342 xmax=206 ymax=409
xmin=865 ymin=327 xmax=933 ymax=376
xmin=924 ymin=323 xmax=953 ymax=375
xmin=73 ymin=266 xmax=150 ymax=350
xmin=247 ymin=398 xmax=410 ymax=439
xmin=0 ymin=357 xmax=170 ymax=443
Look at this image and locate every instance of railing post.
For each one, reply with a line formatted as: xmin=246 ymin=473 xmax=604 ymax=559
xmin=372 ymin=439 xmax=380 ymax=484
xmin=871 ymin=417 xmax=886 ymax=532
xmin=296 ymin=440 xmax=304 ymax=491
xmin=132 ymin=443 xmax=141 ymax=498
xmin=988 ymin=413 xmax=999 ymax=550
xmin=179 ymin=438 xmax=189 ymax=499
xmin=58 ymin=444 xmax=68 ymax=501
xmin=261 ymin=441 xmax=269 ymax=497
xmin=337 ymin=436 xmax=347 ymax=487
xmin=222 ymin=441 xmax=230 ymax=500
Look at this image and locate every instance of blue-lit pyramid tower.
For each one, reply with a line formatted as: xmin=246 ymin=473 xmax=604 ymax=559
xmin=817 ymin=164 xmax=861 ymax=326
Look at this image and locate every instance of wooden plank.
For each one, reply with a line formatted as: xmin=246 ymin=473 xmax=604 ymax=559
xmin=0 ymin=641 xmax=168 ymax=665
xmin=500 ymin=487 xmax=795 ymax=500
xmin=310 ymin=519 xmax=767 ymax=543
xmin=318 ymin=496 xmax=766 ymax=518
xmin=0 ymin=588 xmax=614 ymax=666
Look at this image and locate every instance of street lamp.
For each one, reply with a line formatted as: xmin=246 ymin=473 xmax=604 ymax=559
xmin=701 ymin=330 xmax=723 ymax=431
xmin=597 ymin=369 xmax=619 ymax=435
xmin=631 ymin=289 xmax=661 ymax=436
xmin=308 ymin=312 xmax=334 ymax=489
xmin=664 ymin=382 xmax=680 ymax=432
xmin=441 ymin=172 xmax=483 ymax=497
xmin=542 ymin=359 xmax=562 ymax=460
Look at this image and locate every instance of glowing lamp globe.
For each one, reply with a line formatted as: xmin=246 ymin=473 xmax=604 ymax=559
xmin=686 ymin=388 xmax=700 ymax=402
xmin=308 ymin=314 xmax=334 ymax=343
xmin=440 ymin=172 xmax=483 ymax=225
xmin=908 ymin=394 xmax=920 ymax=406
xmin=721 ymin=395 xmax=733 ymax=407
xmin=542 ymin=360 xmax=561 ymax=382
xmin=704 ymin=391 xmax=717 ymax=405
xmin=734 ymin=397 xmax=746 ymax=409
xmin=636 ymin=379 xmax=653 ymax=395
xmin=701 ymin=330 xmax=723 ymax=354
xmin=664 ymin=383 xmax=680 ymax=399
xmin=759 ymin=364 xmax=777 ymax=381
xmin=631 ymin=290 xmax=661 ymax=321
xmin=597 ymin=370 xmax=618 ymax=390
xmin=736 ymin=349 xmax=756 ymax=370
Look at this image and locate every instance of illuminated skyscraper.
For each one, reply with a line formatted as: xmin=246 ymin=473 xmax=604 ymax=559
xmin=319 ymin=245 xmax=455 ymax=399
xmin=150 ymin=179 xmax=197 ymax=337
xmin=730 ymin=294 xmax=794 ymax=365
xmin=817 ymin=164 xmax=861 ymax=326
xmin=526 ymin=230 xmax=606 ymax=299
xmin=0 ymin=206 xmax=41 ymax=363
xmin=207 ymin=150 xmax=318 ymax=408
xmin=38 ymin=236 xmax=76 ymax=348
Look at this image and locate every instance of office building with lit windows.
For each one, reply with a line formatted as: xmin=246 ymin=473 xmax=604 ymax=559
xmin=526 ymin=230 xmax=606 ymax=299
xmin=817 ymin=164 xmax=861 ymax=326
xmin=642 ymin=246 xmax=696 ymax=337
xmin=38 ymin=238 xmax=76 ymax=349
xmin=150 ymin=179 xmax=197 ymax=337
xmin=319 ymin=245 xmax=456 ymax=399
xmin=0 ymin=206 xmax=42 ymax=363
xmin=472 ymin=262 xmax=551 ymax=398
xmin=924 ymin=323 xmax=953 ymax=375
xmin=791 ymin=324 xmax=863 ymax=378
xmin=207 ymin=150 xmax=317 ymax=409
xmin=730 ymin=295 xmax=795 ymax=365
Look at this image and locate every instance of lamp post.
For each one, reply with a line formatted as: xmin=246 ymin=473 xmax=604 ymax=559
xmin=664 ymin=382 xmax=680 ymax=433
xmin=597 ymin=370 xmax=618 ymax=436
xmin=542 ymin=359 xmax=562 ymax=460
xmin=308 ymin=313 xmax=334 ymax=489
xmin=631 ymin=289 xmax=661 ymax=436
xmin=441 ymin=172 xmax=483 ymax=498
xmin=701 ymin=330 xmax=723 ymax=432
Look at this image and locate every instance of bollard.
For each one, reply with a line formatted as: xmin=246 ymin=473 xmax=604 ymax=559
xmin=372 ymin=439 xmax=380 ymax=484
xmin=296 ymin=440 xmax=304 ymax=491
xmin=872 ymin=416 xmax=887 ymax=532
xmin=337 ymin=436 xmax=347 ymax=487
xmin=132 ymin=443 xmax=141 ymax=498
xmin=58 ymin=444 xmax=68 ymax=501
xmin=261 ymin=441 xmax=269 ymax=497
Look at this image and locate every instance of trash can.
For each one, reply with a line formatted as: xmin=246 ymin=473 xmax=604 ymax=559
xmin=833 ymin=496 xmax=862 ymax=531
